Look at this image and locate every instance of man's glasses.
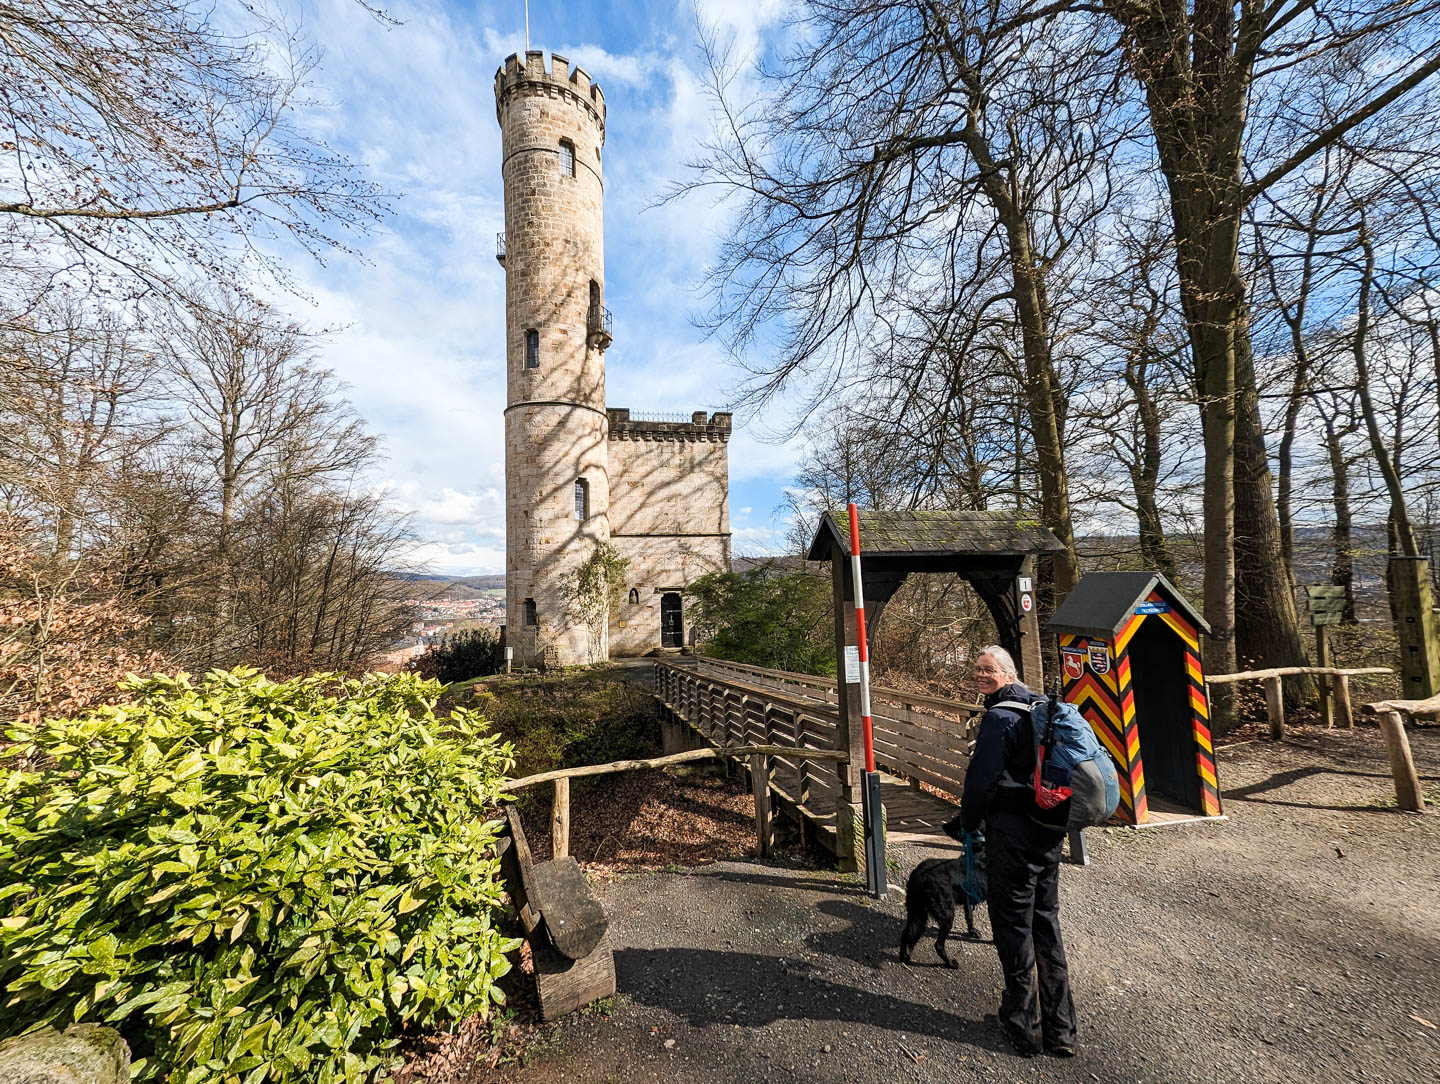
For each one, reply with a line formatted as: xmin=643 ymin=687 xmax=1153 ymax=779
xmin=974 ymin=666 xmax=1002 ymax=676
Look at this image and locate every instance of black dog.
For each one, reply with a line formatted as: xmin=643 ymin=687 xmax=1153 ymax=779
xmin=898 ymin=858 xmax=974 ymax=967
xmin=899 ymin=824 xmax=987 ymax=967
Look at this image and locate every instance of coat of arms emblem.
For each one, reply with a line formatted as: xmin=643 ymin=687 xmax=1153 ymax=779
xmin=1087 ymin=641 xmax=1111 ymax=676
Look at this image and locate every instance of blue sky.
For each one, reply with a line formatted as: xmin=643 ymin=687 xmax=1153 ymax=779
xmin=278 ymin=0 xmax=801 ymax=575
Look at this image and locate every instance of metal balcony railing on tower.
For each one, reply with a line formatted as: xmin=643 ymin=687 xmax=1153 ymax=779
xmin=587 ymin=304 xmax=613 ymax=350
xmin=496 ymin=232 xmax=506 ymax=266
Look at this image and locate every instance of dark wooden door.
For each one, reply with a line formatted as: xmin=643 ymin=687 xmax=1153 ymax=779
xmin=660 ymin=592 xmax=683 ymax=648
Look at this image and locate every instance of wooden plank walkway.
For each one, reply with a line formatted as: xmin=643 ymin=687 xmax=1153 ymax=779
xmin=879 ymin=776 xmax=961 ymax=844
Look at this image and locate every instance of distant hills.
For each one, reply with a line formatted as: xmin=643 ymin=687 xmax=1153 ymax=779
xmin=394 ymin=572 xmax=505 ymax=600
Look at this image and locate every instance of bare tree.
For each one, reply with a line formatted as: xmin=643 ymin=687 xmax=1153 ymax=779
xmin=0 ymin=0 xmax=388 ymax=302
xmin=685 ymin=0 xmax=1140 ymax=600
xmin=1100 ymin=0 xmax=1440 ymax=687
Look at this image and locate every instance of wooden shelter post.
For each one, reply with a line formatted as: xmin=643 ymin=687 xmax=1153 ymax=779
xmin=830 ymin=540 xmax=865 ymax=872
xmin=1016 ymin=554 xmax=1044 ymax=688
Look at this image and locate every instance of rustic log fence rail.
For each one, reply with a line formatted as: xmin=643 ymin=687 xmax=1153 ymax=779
xmin=1206 ymin=666 xmax=1393 ymax=738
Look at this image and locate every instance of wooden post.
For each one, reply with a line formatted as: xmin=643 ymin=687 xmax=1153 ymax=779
xmin=1016 ymin=554 xmax=1044 ymax=688
xmin=1375 ymin=710 xmax=1425 ymax=812
xmin=1264 ymin=675 xmax=1285 ymax=739
xmin=1335 ymin=673 xmax=1354 ymax=729
xmin=551 ymin=777 xmax=570 ymax=859
xmin=750 ymin=753 xmax=773 ymax=857
xmin=1389 ymin=556 xmax=1440 ymax=700
xmin=1316 ymin=625 xmax=1334 ymax=728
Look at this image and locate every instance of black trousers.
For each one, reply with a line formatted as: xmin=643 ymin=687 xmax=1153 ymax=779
xmin=984 ymin=818 xmax=1077 ymax=1046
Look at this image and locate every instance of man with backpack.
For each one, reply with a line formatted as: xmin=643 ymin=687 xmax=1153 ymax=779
xmin=949 ymin=645 xmax=1081 ymax=1059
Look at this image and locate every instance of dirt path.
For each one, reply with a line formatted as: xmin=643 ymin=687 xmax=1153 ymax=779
xmin=491 ymin=727 xmax=1440 ymax=1083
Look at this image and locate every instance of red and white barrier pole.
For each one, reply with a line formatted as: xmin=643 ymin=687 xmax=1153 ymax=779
xmin=848 ymin=503 xmax=885 ymax=898
xmin=848 ymin=503 xmax=876 ymax=773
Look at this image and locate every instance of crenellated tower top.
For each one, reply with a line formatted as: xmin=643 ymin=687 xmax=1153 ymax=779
xmin=494 ymin=51 xmax=606 ymax=139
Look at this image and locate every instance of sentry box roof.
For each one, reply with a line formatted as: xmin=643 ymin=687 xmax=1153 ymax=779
xmin=1046 ymin=571 xmax=1210 ymax=643
xmin=806 ymin=509 xmax=1067 ymax=561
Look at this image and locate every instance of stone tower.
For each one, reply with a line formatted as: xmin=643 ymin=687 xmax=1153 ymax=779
xmin=495 ymin=52 xmax=612 ymax=666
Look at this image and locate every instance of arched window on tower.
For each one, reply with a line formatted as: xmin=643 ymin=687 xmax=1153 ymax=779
xmin=558 ymin=139 xmax=576 ymax=177
xmin=589 ymin=279 xmax=601 ymax=313
xmin=574 ymin=478 xmax=589 ymax=521
xmin=627 ymin=588 xmax=639 ymax=605
xmin=525 ymin=328 xmax=539 ymax=369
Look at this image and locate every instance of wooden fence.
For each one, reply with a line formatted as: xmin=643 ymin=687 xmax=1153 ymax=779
xmin=1207 ymin=665 xmax=1392 ymax=737
xmin=655 ymin=658 xmax=985 ymax=845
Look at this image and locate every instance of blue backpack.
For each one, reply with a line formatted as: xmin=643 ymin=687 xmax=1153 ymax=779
xmin=994 ymin=694 xmax=1121 ymax=830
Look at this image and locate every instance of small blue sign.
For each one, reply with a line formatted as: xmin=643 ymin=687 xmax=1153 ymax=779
xmin=1135 ymin=601 xmax=1171 ymax=615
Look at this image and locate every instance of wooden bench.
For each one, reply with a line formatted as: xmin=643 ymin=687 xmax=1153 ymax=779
xmin=497 ymin=807 xmax=615 ymax=1020
xmin=1360 ymin=694 xmax=1439 ymax=812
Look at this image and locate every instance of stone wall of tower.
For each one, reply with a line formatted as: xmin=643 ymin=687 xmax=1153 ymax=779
xmin=606 ymin=412 xmax=732 ymax=656
xmin=497 ymin=52 xmax=611 ymax=666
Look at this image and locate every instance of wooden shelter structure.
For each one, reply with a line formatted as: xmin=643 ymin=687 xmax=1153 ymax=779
xmin=807 ymin=509 xmax=1067 ymax=864
xmin=1047 ymin=571 xmax=1222 ymax=826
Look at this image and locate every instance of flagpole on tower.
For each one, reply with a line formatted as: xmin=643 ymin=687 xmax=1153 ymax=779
xmin=525 ymin=0 xmax=530 ymax=51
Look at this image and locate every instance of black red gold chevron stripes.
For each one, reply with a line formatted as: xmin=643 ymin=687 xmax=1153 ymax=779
xmin=1057 ymin=588 xmax=1222 ymax=823
xmin=1059 ymin=633 xmax=1145 ymax=824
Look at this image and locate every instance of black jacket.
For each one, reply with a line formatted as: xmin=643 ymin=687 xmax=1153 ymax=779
xmin=959 ymin=682 xmax=1045 ymax=833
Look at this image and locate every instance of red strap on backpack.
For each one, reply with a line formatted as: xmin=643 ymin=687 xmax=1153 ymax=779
xmin=1033 ymin=741 xmax=1073 ymax=810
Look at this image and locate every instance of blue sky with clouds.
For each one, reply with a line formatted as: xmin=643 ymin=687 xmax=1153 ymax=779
xmin=276 ymin=0 xmax=802 ymax=575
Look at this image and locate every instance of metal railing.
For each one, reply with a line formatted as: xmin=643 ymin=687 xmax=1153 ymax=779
xmin=587 ymin=304 xmax=612 ymax=337
xmin=496 ymin=232 xmax=506 ymax=262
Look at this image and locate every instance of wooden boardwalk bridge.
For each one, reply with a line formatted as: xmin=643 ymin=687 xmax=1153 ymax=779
xmin=655 ymin=657 xmax=984 ymax=854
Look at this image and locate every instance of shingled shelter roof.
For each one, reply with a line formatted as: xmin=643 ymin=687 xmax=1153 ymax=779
xmin=1046 ymin=570 xmax=1210 ymax=641
xmin=805 ymin=509 xmax=1066 ymax=561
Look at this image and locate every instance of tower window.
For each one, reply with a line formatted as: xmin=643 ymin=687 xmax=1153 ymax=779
xmin=524 ymin=598 xmax=537 ymax=626
xmin=575 ymin=478 xmax=589 ymax=521
xmin=558 ymin=139 xmax=575 ymax=177
xmin=525 ymin=328 xmax=539 ymax=369
xmin=628 ymin=588 xmax=639 ymax=605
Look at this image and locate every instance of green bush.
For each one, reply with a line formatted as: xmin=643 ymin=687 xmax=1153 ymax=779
xmin=686 ymin=566 xmax=836 ymax=676
xmin=0 ymin=668 xmax=519 ymax=1083
xmin=411 ymin=628 xmax=505 ymax=684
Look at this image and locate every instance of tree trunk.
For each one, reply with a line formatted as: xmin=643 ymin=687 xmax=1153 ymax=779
xmin=1322 ymin=414 xmax=1357 ymax=624
xmin=1233 ymin=312 xmax=1312 ymax=686
xmin=1353 ymin=221 xmax=1420 ymax=558
xmin=1127 ymin=358 xmax=1179 ymax=582
xmin=958 ymin=124 xmax=1082 ymax=602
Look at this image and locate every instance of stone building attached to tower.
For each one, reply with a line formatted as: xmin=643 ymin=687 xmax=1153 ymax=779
xmin=495 ymin=51 xmax=731 ymax=666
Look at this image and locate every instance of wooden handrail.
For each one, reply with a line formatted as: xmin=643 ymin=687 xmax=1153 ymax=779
xmin=1206 ymin=666 xmax=1392 ymax=739
xmin=505 ymin=742 xmax=850 ymax=792
xmin=682 ymin=656 xmax=984 ymax=718
xmin=1206 ymin=666 xmax=1391 ymax=684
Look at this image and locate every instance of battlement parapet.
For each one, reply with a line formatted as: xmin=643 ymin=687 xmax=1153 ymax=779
xmin=607 ymin=408 xmax=732 ymax=443
xmin=495 ymin=51 xmax=606 ymax=133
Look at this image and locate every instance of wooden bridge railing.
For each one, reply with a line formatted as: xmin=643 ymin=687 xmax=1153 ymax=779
xmin=505 ymin=742 xmax=850 ymax=859
xmin=656 ymin=658 xmax=984 ymax=844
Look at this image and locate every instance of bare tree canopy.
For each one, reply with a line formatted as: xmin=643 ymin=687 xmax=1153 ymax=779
xmin=0 ymin=0 xmax=389 ymax=300
xmin=692 ymin=0 xmax=1440 ymax=718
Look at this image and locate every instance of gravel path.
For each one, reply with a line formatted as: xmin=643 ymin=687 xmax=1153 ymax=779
xmin=489 ymin=727 xmax=1440 ymax=1083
